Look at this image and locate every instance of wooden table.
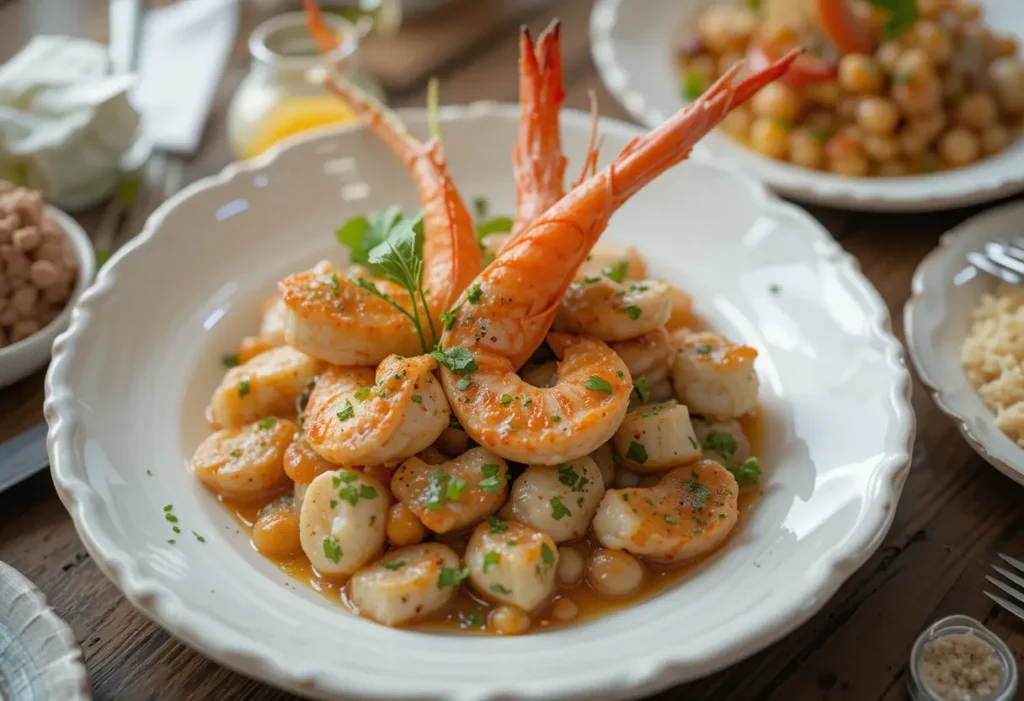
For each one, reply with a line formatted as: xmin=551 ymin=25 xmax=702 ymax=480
xmin=2 ymin=1 xmax=1023 ymax=699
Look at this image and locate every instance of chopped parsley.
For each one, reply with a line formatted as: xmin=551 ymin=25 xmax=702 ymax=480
xmin=624 ymin=305 xmax=641 ymax=320
xmin=584 ymin=375 xmax=614 ymax=394
xmin=257 ymin=417 xmax=277 ymax=430
xmin=446 ymin=476 xmax=468 ymax=501
xmin=705 ymin=430 xmax=738 ymax=457
xmin=541 ymin=543 xmax=555 ymax=567
xmin=333 ymin=471 xmax=358 ymax=486
xmin=621 ymin=493 xmax=629 ymax=502
xmin=382 ymin=560 xmax=407 ymax=571
xmin=489 ymin=583 xmax=512 ymax=596
xmin=163 ymin=504 xmax=173 ymax=512
xmin=663 ymin=515 xmax=677 ymax=526
xmin=557 ymin=464 xmax=590 ymax=492
xmin=323 ymin=536 xmax=342 ymax=564
xmin=479 ymin=463 xmax=502 ymax=492
xmin=456 ymin=377 xmax=472 ymax=391
xmin=551 ymin=415 xmax=562 ymax=423
xmin=688 ymin=436 xmax=699 ymax=450
xmin=329 ymin=273 xmax=341 ymax=295
xmin=550 ymin=496 xmax=571 ymax=520
xmin=769 ymin=283 xmax=781 ymax=294
xmin=482 ymin=551 xmax=500 ymax=574
xmin=488 ymin=516 xmax=508 ymax=533
xmin=221 ymin=353 xmax=239 ymax=368
xmin=439 ymin=308 xmax=457 ymax=330
xmin=523 ymin=398 xmax=533 ymax=407
xmin=467 ymin=283 xmax=483 ymax=304
xmin=424 ymin=470 xmax=451 ymax=510
xmin=353 ymin=386 xmax=373 ymax=401
xmin=437 ymin=567 xmax=470 ymax=589
xmin=165 ymin=513 xmax=178 ymax=523
xmin=730 ymin=457 xmax=762 ymax=487
xmin=632 ymin=375 xmax=650 ymax=403
xmin=431 ymin=346 xmax=478 ymax=375
xmin=603 ymin=260 xmax=629 ymax=283
xmin=500 ymin=394 xmax=514 ymax=405
xmin=192 ymin=531 xmax=206 ymax=543
xmin=695 ymin=343 xmax=713 ymax=355
xmin=411 ymin=394 xmax=423 ymax=403
xmin=237 ymin=379 xmax=250 ymax=397
xmin=680 ymin=70 xmax=706 ymax=100
xmin=626 ymin=441 xmax=648 ymax=464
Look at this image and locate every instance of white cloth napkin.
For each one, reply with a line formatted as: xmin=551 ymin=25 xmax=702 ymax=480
xmin=0 ymin=36 xmax=140 ymax=211
xmin=132 ymin=0 xmax=240 ymax=154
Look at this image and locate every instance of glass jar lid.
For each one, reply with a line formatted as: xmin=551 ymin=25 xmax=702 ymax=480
xmin=248 ymin=11 xmax=364 ymax=77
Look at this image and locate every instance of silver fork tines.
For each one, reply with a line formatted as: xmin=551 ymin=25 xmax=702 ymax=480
xmin=968 ymin=241 xmax=1024 ymax=287
xmin=986 ymin=553 xmax=1024 ymax=623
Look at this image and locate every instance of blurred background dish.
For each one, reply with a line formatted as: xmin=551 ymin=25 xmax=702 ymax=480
xmin=591 ymin=0 xmax=1024 ymax=211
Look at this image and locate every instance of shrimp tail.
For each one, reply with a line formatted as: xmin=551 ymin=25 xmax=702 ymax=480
xmin=571 ymin=90 xmax=602 ymax=189
xmin=303 ymin=0 xmax=482 ymax=316
xmin=509 ymin=20 xmax=567 ymax=241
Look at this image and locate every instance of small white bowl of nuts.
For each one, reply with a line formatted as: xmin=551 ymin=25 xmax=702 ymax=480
xmin=0 ymin=181 xmax=96 ymax=389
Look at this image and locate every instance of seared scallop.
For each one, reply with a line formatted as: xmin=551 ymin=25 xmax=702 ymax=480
xmin=348 ymin=543 xmax=461 ymax=626
xmin=300 ymin=469 xmax=389 ymax=576
xmin=465 ymin=518 xmax=558 ymax=612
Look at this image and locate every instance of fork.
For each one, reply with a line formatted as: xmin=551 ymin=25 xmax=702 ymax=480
xmin=967 ymin=239 xmax=1024 ymax=286
xmin=985 ymin=553 xmax=1024 ymax=621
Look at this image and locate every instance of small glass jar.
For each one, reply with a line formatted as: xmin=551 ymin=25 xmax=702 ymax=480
xmin=909 ymin=615 xmax=1018 ymax=701
xmin=227 ymin=11 xmax=385 ymax=160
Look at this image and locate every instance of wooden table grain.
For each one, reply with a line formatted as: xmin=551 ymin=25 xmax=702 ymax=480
xmin=2 ymin=2 xmax=1023 ymax=700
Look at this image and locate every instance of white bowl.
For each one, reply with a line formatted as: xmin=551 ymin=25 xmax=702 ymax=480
xmin=45 ymin=104 xmax=914 ymax=700
xmin=590 ymin=0 xmax=1024 ymax=212
xmin=905 ymin=199 xmax=1024 ymax=485
xmin=0 ymin=205 xmax=96 ymax=389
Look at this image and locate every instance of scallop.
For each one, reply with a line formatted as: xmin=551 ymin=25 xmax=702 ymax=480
xmin=506 ymin=457 xmax=605 ymax=542
xmin=299 ymin=469 xmax=389 ymax=575
xmin=465 ymin=518 xmax=558 ymax=612
xmin=348 ymin=543 xmax=461 ymax=626
xmin=612 ymin=400 xmax=700 ymax=472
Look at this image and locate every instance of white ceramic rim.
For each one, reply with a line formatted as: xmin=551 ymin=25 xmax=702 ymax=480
xmin=589 ymin=0 xmax=1024 ymax=213
xmin=45 ymin=102 xmax=914 ymax=700
xmin=0 ymin=204 xmax=96 ymax=388
xmin=904 ymin=199 xmax=1024 ymax=485
xmin=0 ymin=561 xmax=91 ymax=700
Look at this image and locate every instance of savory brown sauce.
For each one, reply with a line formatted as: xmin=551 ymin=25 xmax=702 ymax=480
xmin=214 ymin=408 xmax=764 ymax=634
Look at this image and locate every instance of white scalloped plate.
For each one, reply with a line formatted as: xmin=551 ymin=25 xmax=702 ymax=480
xmin=45 ymin=104 xmax=914 ymax=701
xmin=590 ymin=0 xmax=1024 ymax=212
xmin=905 ymin=199 xmax=1024 ymax=485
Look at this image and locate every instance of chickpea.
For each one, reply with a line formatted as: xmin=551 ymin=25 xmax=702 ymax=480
xmin=836 ymin=97 xmax=860 ymax=122
xmin=828 ymin=153 xmax=871 ymax=177
xmin=283 ymin=437 xmax=334 ymax=484
xmin=981 ymin=124 xmax=1011 ymax=155
xmin=789 ymin=129 xmax=825 ymax=170
xmin=989 ymin=57 xmax=1024 ymax=113
xmin=556 ymin=546 xmax=585 ymax=587
xmin=838 ymin=54 xmax=884 ymax=95
xmin=903 ymin=21 xmax=951 ymax=64
xmin=826 ymin=132 xmax=865 ymax=159
xmin=876 ymin=41 xmax=904 ymax=73
xmin=587 ymin=548 xmax=644 ymax=597
xmin=804 ymin=80 xmax=841 ymax=107
xmin=804 ymin=111 xmax=837 ymax=134
xmin=11 ymin=226 xmax=40 ymax=253
xmin=909 ymin=112 xmax=948 ymax=143
xmin=956 ymin=92 xmax=998 ymax=130
xmin=386 ymin=502 xmax=425 ymax=546
xmin=943 ymin=72 xmax=968 ymax=105
xmin=892 ymin=71 xmax=941 ymax=115
xmin=856 ymin=96 xmax=901 ymax=135
xmin=863 ymin=134 xmax=901 ymax=161
xmin=751 ymin=83 xmax=802 ymax=121
xmin=10 ymin=319 xmax=39 ymax=343
xmin=490 ymin=604 xmax=530 ymax=635
xmin=898 ymin=127 xmax=929 ymax=157
xmin=252 ymin=498 xmax=302 ymax=558
xmin=697 ymin=5 xmax=756 ymax=54
xmin=551 ymin=597 xmax=578 ymax=622
xmin=749 ymin=118 xmax=789 ymax=159
xmin=721 ymin=107 xmax=753 ymax=142
xmin=939 ymin=127 xmax=981 ymax=166
xmin=893 ymin=48 xmax=934 ymax=78
xmin=877 ymin=159 xmax=912 ymax=177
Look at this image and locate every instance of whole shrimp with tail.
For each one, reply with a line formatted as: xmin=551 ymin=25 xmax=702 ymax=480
xmin=435 ymin=51 xmax=799 ymax=465
xmin=280 ymin=0 xmax=482 ymax=366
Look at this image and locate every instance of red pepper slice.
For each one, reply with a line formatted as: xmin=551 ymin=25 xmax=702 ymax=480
xmin=815 ymin=0 xmax=874 ymax=55
xmin=747 ymin=40 xmax=837 ymax=88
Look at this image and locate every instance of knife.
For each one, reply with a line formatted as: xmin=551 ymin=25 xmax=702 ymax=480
xmin=0 ymin=422 xmax=48 ymax=495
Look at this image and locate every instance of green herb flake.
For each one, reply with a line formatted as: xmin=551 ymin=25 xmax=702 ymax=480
xmin=411 ymin=394 xmax=423 ymax=403
xmin=523 ymin=398 xmax=533 ymax=407
xmin=633 ymin=375 xmax=651 ymax=403
xmin=603 ymin=260 xmax=629 ymax=283
xmin=424 ymin=470 xmax=451 ymax=510
xmin=664 ymin=515 xmax=677 ymax=526
xmin=479 ymin=463 xmax=502 ymax=492
xmin=172 ymin=526 xmax=181 ymax=534
xmin=467 ymin=283 xmax=483 ymax=304
xmin=323 ymin=536 xmax=342 ymax=564
xmin=437 ymin=567 xmax=470 ymax=589
xmin=584 ymin=375 xmax=614 ymax=394
xmin=730 ymin=457 xmax=762 ymax=487
xmin=431 ymin=346 xmax=478 ymax=375
xmin=221 ymin=353 xmax=239 ymax=368
xmin=382 ymin=560 xmax=407 ymax=571
xmin=353 ymin=386 xmax=373 ymax=401
xmin=541 ymin=543 xmax=555 ymax=567
xmin=229 ymin=449 xmax=240 ymax=457
xmin=550 ymin=496 xmax=571 ymax=520
xmin=336 ymin=400 xmax=355 ymax=422
xmin=627 ymin=441 xmax=648 ymax=464
xmin=489 ymin=583 xmax=512 ymax=596
xmin=163 ymin=504 xmax=173 ymax=512
xmin=446 ymin=476 xmax=468 ymax=501
xmin=237 ymin=379 xmax=250 ymax=397
xmin=706 ymin=430 xmax=738 ymax=457
xmin=689 ymin=436 xmax=699 ymax=450
xmin=624 ymin=305 xmax=642 ymax=320
xmin=551 ymin=415 xmax=562 ymax=423
xmin=695 ymin=343 xmax=713 ymax=356
xmin=866 ymin=0 xmax=917 ymax=40
xmin=192 ymin=531 xmax=206 ymax=543
xmin=769 ymin=283 xmax=782 ymax=294
xmin=488 ymin=516 xmax=509 ymax=533
xmin=464 ymin=610 xmax=484 ymax=627
xmin=557 ymin=464 xmax=579 ymax=489
xmin=482 ymin=551 xmax=500 ymax=574
xmin=456 ymin=377 xmax=472 ymax=392
xmin=329 ymin=273 xmax=341 ymax=296
xmin=167 ymin=539 xmax=176 ymax=544
xmin=500 ymin=394 xmax=514 ymax=405
xmin=257 ymin=417 xmax=277 ymax=430
xmin=165 ymin=513 xmax=179 ymax=523
xmin=439 ymin=308 xmax=457 ymax=330
xmin=621 ymin=493 xmax=630 ymax=502
xmin=680 ymin=70 xmax=707 ymax=101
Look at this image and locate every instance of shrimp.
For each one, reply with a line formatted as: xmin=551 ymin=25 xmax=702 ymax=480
xmin=283 ymin=1 xmax=482 ymax=367
xmin=303 ymin=355 xmax=449 ymax=466
xmin=592 ymin=459 xmax=738 ymax=563
xmin=436 ymin=51 xmax=799 ymax=465
xmin=190 ymin=417 xmax=297 ymax=500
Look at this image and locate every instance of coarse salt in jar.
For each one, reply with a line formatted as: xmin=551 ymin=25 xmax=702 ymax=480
xmin=909 ymin=615 xmax=1018 ymax=701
